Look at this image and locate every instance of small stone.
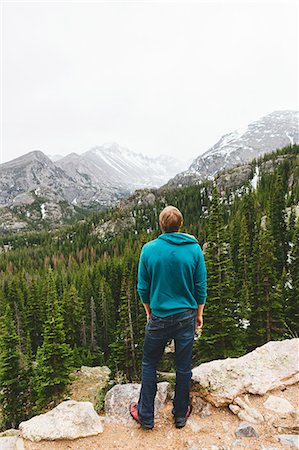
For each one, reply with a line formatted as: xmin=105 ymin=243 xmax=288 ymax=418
xmin=229 ymin=404 xmax=241 ymax=414
xmin=238 ymin=410 xmax=257 ymax=424
xmin=187 ymin=418 xmax=201 ymax=433
xmin=263 ymin=395 xmax=294 ymax=416
xmin=231 ymin=439 xmax=248 ymax=448
xmin=201 ymin=403 xmax=213 ymax=417
xmin=234 ymin=396 xmax=264 ymax=421
xmin=235 ymin=421 xmax=259 ymax=438
xmin=275 ymin=434 xmax=299 ymax=449
xmin=260 ymin=446 xmax=279 ymax=450
xmin=192 ymin=396 xmax=205 ymax=413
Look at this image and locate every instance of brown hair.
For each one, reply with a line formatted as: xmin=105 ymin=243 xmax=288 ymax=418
xmin=159 ymin=205 xmax=183 ymax=233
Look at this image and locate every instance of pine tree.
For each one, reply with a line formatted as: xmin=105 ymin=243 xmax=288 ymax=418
xmin=0 ymin=304 xmax=23 ymax=428
xmin=194 ymin=185 xmax=241 ymax=363
xmin=33 ymin=269 xmax=73 ymax=411
xmin=98 ymin=278 xmax=114 ymax=358
xmin=285 ymin=220 xmax=299 ymax=336
xmin=108 ymin=267 xmax=138 ymax=380
xmin=248 ymin=217 xmax=285 ymax=349
xmin=62 ymin=284 xmax=83 ymax=348
xmin=269 ymin=173 xmax=288 ymax=274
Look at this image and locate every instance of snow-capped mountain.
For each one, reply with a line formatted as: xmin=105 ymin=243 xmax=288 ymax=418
xmin=56 ymin=143 xmax=184 ymax=191
xmin=0 ymin=144 xmax=185 ymax=210
xmin=167 ymin=110 xmax=299 ymax=187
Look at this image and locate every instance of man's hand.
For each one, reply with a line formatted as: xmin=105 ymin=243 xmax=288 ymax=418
xmin=143 ymin=303 xmax=151 ymax=321
xmin=196 ymin=314 xmax=203 ymax=334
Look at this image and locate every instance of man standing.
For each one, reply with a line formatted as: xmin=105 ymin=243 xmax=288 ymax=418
xmin=130 ymin=205 xmax=207 ymax=429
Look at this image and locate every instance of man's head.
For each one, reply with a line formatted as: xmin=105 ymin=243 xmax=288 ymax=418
xmin=159 ymin=205 xmax=183 ymax=233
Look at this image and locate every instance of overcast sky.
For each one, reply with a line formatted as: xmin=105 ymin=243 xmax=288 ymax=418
xmin=1 ymin=0 xmax=298 ymax=164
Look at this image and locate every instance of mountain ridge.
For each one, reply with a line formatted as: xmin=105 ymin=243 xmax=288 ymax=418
xmin=166 ymin=110 xmax=298 ymax=187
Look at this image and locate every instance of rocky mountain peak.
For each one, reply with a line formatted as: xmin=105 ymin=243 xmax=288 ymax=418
xmin=167 ymin=110 xmax=299 ymax=187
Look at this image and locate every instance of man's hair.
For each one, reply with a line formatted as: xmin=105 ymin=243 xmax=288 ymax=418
xmin=159 ymin=205 xmax=183 ymax=233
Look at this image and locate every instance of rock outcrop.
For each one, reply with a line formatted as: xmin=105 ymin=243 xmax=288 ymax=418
xmin=104 ymin=382 xmax=172 ymax=423
xmin=192 ymin=338 xmax=299 ymax=406
xmin=18 ymin=400 xmax=103 ymax=442
xmin=0 ymin=435 xmax=24 ymax=450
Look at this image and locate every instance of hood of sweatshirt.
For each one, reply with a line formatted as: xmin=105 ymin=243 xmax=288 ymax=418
xmin=158 ymin=232 xmax=198 ymax=245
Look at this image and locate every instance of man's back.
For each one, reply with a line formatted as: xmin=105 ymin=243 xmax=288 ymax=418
xmin=137 ymin=231 xmax=207 ymax=317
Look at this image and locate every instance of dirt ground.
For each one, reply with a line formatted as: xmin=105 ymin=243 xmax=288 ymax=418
xmin=23 ymin=383 xmax=299 ymax=450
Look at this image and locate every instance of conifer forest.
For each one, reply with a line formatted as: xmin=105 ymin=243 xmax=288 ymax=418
xmin=0 ymin=146 xmax=298 ymax=429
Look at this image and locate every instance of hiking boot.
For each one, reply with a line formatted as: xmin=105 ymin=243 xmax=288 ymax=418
xmin=172 ymin=404 xmax=193 ymax=428
xmin=129 ymin=402 xmax=154 ymax=430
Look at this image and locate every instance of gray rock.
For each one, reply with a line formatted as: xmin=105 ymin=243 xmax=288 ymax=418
xmin=275 ymin=434 xmax=299 ymax=449
xmin=235 ymin=422 xmax=259 ymax=438
xmin=201 ymin=402 xmax=213 ymax=417
xmin=229 ymin=404 xmax=241 ymax=414
xmin=0 ymin=437 xmax=24 ymax=450
xmin=192 ymin=396 xmax=206 ymax=413
xmin=230 ymin=396 xmax=264 ymax=424
xmin=19 ymin=400 xmax=103 ymax=442
xmin=104 ymin=381 xmax=171 ymax=423
xmin=192 ymin=339 xmax=299 ymax=406
xmin=263 ymin=395 xmax=294 ymax=416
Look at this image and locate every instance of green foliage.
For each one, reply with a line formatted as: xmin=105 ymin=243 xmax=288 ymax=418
xmin=0 ymin=144 xmax=297 ymax=426
xmin=0 ymin=304 xmax=24 ymax=429
xmin=33 ymin=269 xmax=73 ymax=412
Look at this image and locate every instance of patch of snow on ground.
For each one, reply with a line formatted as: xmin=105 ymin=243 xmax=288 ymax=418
xmin=285 ymin=132 xmax=294 ymax=145
xmin=250 ymin=166 xmax=259 ymax=189
xmin=41 ymin=203 xmax=46 ymax=219
xmin=240 ymin=318 xmax=250 ymax=329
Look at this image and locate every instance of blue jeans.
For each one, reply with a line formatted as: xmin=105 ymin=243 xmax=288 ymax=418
xmin=137 ymin=308 xmax=197 ymax=427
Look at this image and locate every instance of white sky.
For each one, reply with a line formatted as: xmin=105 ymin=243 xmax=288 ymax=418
xmin=1 ymin=0 xmax=298 ymax=164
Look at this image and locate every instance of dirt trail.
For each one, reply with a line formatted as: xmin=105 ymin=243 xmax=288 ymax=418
xmin=23 ymin=383 xmax=299 ymax=450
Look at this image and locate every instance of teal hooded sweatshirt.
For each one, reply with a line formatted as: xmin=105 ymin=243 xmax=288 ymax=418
xmin=137 ymin=232 xmax=207 ymax=317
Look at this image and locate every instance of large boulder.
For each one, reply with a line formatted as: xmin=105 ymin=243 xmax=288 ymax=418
xmin=19 ymin=400 xmax=103 ymax=442
xmin=192 ymin=338 xmax=299 ymax=406
xmin=0 ymin=436 xmax=24 ymax=450
xmin=104 ymin=382 xmax=172 ymax=423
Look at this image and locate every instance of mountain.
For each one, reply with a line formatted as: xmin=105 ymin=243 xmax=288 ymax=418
xmin=47 ymin=153 xmax=64 ymax=162
xmin=0 ymin=150 xmax=77 ymax=206
xmin=0 ymin=145 xmax=185 ymax=232
xmin=166 ymin=110 xmax=299 ymax=187
xmin=56 ymin=143 xmax=185 ymax=193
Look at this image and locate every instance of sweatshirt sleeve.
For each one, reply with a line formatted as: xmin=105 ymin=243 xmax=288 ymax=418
xmin=137 ymin=246 xmax=151 ymax=303
xmin=194 ymin=246 xmax=207 ymax=304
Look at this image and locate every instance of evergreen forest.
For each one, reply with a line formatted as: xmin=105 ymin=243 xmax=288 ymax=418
xmin=0 ymin=145 xmax=298 ymax=429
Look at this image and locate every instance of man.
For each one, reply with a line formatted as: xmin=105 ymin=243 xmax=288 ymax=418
xmin=129 ymin=205 xmax=207 ymax=429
